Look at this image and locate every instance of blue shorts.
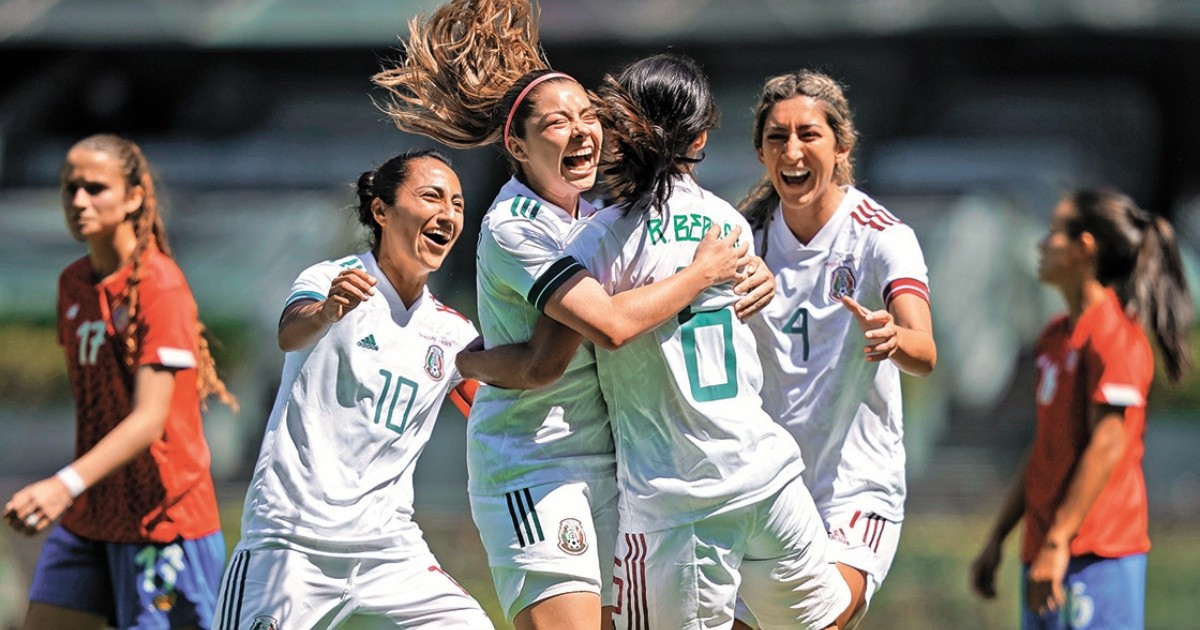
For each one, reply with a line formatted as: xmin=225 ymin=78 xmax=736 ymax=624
xmin=1021 ymin=553 xmax=1146 ymax=630
xmin=28 ymin=525 xmax=226 ymax=629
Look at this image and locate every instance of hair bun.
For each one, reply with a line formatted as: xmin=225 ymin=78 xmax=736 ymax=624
xmin=356 ymin=170 xmax=376 ymax=201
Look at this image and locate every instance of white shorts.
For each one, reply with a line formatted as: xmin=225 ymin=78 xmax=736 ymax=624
xmin=212 ymin=544 xmax=492 ymax=629
xmin=470 ymin=477 xmax=619 ymax=622
xmin=614 ymin=476 xmax=848 ymax=630
xmin=735 ymin=507 xmax=902 ymax=630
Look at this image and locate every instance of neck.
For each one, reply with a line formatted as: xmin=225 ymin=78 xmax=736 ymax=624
xmin=374 ymin=249 xmax=427 ymax=308
xmin=781 ymin=186 xmax=845 ymax=245
xmin=1061 ymin=277 xmax=1108 ymax=326
xmin=88 ymin=225 xmax=140 ymax=277
xmin=527 ymin=179 xmax=579 ymax=218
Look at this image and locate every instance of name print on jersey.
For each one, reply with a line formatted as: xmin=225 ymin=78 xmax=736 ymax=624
xmin=647 ymin=213 xmax=736 ymax=245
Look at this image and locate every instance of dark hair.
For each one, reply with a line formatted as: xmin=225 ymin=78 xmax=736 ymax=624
xmin=1066 ymin=188 xmax=1194 ymax=381
xmin=371 ymin=0 xmax=578 ymax=176
xmin=738 ymin=70 xmax=858 ymax=256
xmin=598 ymin=53 xmax=719 ymax=215
xmin=64 ymin=134 xmax=237 ymax=411
xmin=355 ymin=149 xmax=453 ymax=249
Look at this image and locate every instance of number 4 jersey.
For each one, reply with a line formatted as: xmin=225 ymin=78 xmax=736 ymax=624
xmin=561 ymin=176 xmax=806 ymax=533
xmin=238 ymin=252 xmax=478 ymax=557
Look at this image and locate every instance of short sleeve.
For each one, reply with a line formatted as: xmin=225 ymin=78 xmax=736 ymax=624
xmin=136 ymin=274 xmax=199 ymax=369
xmin=481 ymin=215 xmax=572 ymax=310
xmin=1084 ymin=331 xmax=1147 ymax=409
xmin=285 ymin=256 xmax=360 ymax=310
xmin=871 ymin=224 xmax=930 ymax=307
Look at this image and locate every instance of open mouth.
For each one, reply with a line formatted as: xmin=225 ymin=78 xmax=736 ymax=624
xmin=562 ymin=148 xmax=594 ymax=173
xmin=780 ymin=169 xmax=811 ymax=187
xmin=422 ymin=225 xmax=453 ymax=247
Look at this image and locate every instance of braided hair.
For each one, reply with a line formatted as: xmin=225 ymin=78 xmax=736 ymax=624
xmin=65 ymin=134 xmax=238 ymax=411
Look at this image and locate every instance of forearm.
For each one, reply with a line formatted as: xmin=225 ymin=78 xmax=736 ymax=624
xmin=599 ymin=264 xmax=714 ymax=348
xmin=278 ymin=300 xmax=334 ymax=351
xmin=458 ymin=342 xmax=546 ymax=389
xmin=890 ymin=326 xmax=937 ymax=376
xmin=1044 ymin=416 xmax=1125 ymax=548
xmin=985 ymin=452 xmax=1030 ymax=547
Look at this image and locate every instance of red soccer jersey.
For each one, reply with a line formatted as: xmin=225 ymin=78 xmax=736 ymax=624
xmin=1021 ymin=288 xmax=1153 ymax=564
xmin=56 ymin=246 xmax=221 ymax=543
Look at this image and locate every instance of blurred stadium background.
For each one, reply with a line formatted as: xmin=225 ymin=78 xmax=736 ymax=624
xmin=2 ymin=0 xmax=1199 ymax=627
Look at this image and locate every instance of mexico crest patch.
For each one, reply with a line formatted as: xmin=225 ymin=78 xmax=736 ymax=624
xmin=558 ymin=518 xmax=587 ymax=556
xmin=425 ymin=344 xmax=445 ymax=381
xmin=829 ymin=263 xmax=856 ymax=301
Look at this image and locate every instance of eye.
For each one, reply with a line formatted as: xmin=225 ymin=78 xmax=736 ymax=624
xmin=581 ymin=110 xmax=599 ymax=123
xmin=84 ymin=183 xmax=106 ymax=195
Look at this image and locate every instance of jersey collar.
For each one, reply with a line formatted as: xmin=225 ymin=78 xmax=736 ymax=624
xmin=497 ymin=176 xmax=597 ymax=222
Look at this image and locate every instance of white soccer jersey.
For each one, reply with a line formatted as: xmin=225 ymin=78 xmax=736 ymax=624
xmin=239 ymin=252 xmax=478 ymax=557
xmin=468 ymin=177 xmax=614 ymax=495
xmin=748 ymin=186 xmax=930 ymax=522
xmin=562 ymin=176 xmax=806 ymax=533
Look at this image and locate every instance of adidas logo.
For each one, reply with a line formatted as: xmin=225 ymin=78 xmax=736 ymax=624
xmin=357 ymin=335 xmax=379 ymax=351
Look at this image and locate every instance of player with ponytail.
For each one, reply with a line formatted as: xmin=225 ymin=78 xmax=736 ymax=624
xmin=4 ymin=133 xmax=236 ymax=629
xmin=972 ymin=188 xmax=1193 ymax=628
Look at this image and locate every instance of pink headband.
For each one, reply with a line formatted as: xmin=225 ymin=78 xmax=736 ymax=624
xmin=503 ymin=72 xmax=577 ymax=150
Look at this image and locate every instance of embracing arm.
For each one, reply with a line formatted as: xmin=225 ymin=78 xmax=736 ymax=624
xmin=4 ymin=365 xmax=176 ymax=535
xmin=545 ymin=226 xmax=748 ymax=351
xmin=457 ymin=316 xmax=584 ymax=390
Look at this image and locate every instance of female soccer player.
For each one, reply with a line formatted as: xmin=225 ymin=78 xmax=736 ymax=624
xmin=3 ymin=134 xmax=237 ymax=629
xmin=733 ymin=70 xmax=938 ymax=630
xmin=373 ymin=3 xmax=769 ymax=628
xmin=472 ymin=53 xmax=853 ymax=629
xmin=211 ymin=150 xmax=493 ymax=628
xmin=971 ymin=188 xmax=1192 ymax=629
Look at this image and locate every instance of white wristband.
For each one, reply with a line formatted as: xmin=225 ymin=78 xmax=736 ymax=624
xmin=56 ymin=466 xmax=87 ymax=499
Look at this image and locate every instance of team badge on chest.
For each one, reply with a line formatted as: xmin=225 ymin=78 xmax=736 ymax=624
xmin=112 ymin=304 xmax=131 ymax=331
xmin=424 ymin=344 xmax=445 ymax=381
xmin=558 ymin=518 xmax=587 ymax=555
xmin=828 ymin=261 xmax=857 ymax=301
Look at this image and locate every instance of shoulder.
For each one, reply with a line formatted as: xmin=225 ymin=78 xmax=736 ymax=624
xmin=59 ymin=256 xmax=92 ymax=285
xmin=1036 ymin=314 xmax=1070 ymax=349
xmin=486 ymin=194 xmax=549 ymax=227
xmin=427 ymin=292 xmax=478 ymax=339
xmin=847 ymin=189 xmax=906 ymax=234
xmin=137 ymin=249 xmax=191 ymax=294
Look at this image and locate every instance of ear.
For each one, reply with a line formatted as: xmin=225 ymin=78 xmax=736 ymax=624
xmin=690 ymin=130 xmax=708 ymax=154
xmin=371 ymin=197 xmax=388 ymax=228
xmin=756 ymin=145 xmax=765 ymax=166
xmin=506 ymin=135 xmax=529 ymax=165
xmin=124 ymin=185 xmax=145 ymax=219
xmin=1077 ymin=230 xmax=1098 ymax=258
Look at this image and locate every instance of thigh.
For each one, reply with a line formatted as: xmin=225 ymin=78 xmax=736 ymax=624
xmin=613 ymin=520 xmax=742 ymax=630
xmin=213 ymin=546 xmax=351 ymax=630
xmin=106 ymin=532 xmax=227 ymax=630
xmin=27 ymin=526 xmax=116 ymax=625
xmin=739 ymin=478 xmax=849 ymax=630
xmin=352 ymin=553 xmax=493 ymax=628
xmin=470 ymin=480 xmax=612 ymax=622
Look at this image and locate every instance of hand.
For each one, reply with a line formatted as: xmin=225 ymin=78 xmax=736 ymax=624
xmin=4 ymin=477 xmax=75 ymax=536
xmin=320 ymin=268 xmax=377 ymax=323
xmin=969 ymin=539 xmax=1003 ymax=600
xmin=1025 ymin=540 xmax=1069 ymax=617
xmin=691 ymin=225 xmax=749 ymax=287
xmin=733 ymin=255 xmax=775 ymax=321
xmin=841 ymin=295 xmax=898 ymax=361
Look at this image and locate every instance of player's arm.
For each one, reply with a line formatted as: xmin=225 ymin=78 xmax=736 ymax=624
xmin=1026 ymin=403 xmax=1126 ymax=615
xmin=970 ymin=450 xmax=1030 ymax=599
xmin=841 ymin=291 xmax=936 ymax=376
xmin=4 ymin=364 xmax=176 ymax=535
xmin=457 ymin=316 xmax=583 ymax=389
xmin=544 ymin=226 xmax=749 ymax=351
xmin=278 ymin=268 xmax=377 ymax=351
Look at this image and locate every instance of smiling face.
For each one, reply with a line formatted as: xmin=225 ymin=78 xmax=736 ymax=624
xmin=506 ymin=80 xmax=601 ymax=214
xmin=373 ymin=157 xmax=465 ymax=279
xmin=60 ymin=147 xmax=143 ymax=244
xmin=757 ymin=95 xmax=849 ymax=222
